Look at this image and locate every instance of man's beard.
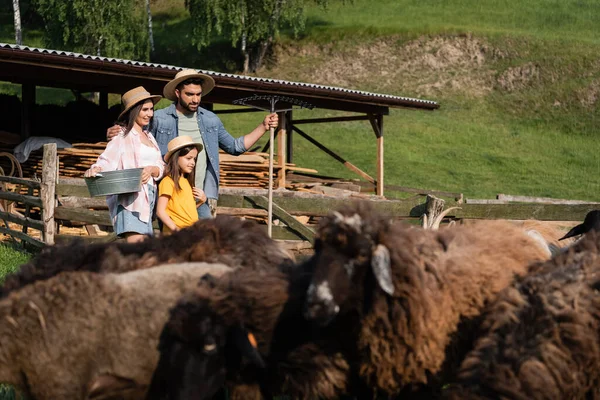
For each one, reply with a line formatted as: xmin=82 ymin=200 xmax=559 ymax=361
xmin=179 ymin=98 xmax=198 ymax=113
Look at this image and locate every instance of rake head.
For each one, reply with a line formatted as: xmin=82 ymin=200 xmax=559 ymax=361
xmin=233 ymin=95 xmax=315 ymax=113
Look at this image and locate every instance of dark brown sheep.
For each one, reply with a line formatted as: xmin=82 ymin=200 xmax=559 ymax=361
xmin=303 ymin=201 xmax=550 ymax=397
xmin=1 ymin=215 xmax=293 ymax=298
xmin=146 ymin=262 xmax=354 ymax=400
xmin=444 ymin=231 xmax=600 ymax=400
xmin=0 ymin=262 xmax=232 ymax=400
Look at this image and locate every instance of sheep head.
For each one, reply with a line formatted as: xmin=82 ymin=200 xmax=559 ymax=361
xmin=146 ymin=278 xmax=265 ymax=400
xmin=304 ymin=202 xmax=393 ymax=326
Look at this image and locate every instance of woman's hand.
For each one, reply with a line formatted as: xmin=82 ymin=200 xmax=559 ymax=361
xmin=84 ymin=166 xmax=101 ymax=177
xmin=193 ymin=187 xmax=207 ymax=205
xmin=141 ymin=166 xmax=157 ymax=184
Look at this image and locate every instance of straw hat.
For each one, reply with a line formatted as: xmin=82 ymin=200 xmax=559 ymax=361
xmin=164 ymin=135 xmax=204 ymax=163
xmin=163 ymin=69 xmax=215 ymax=101
xmin=118 ymin=86 xmax=162 ymax=120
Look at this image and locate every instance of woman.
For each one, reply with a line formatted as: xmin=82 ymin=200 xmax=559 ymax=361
xmin=85 ymin=86 xmax=165 ymax=243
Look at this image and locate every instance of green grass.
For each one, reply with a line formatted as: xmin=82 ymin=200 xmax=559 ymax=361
xmin=0 ymin=242 xmax=30 ymax=283
xmin=302 ymin=0 xmax=600 ymax=44
xmin=0 ymin=242 xmax=30 ymax=399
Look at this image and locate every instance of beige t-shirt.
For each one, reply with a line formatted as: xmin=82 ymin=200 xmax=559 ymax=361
xmin=177 ymin=111 xmax=207 ymax=190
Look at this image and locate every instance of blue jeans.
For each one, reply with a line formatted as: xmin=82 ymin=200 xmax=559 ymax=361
xmin=197 ymin=199 xmax=217 ymax=219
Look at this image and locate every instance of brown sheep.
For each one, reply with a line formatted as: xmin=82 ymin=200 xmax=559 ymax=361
xmin=146 ymin=262 xmax=354 ymax=400
xmin=1 ymin=215 xmax=293 ymax=298
xmin=303 ymin=201 xmax=550 ymax=397
xmin=0 ymin=262 xmax=232 ymax=400
xmin=444 ymin=231 xmax=600 ymax=400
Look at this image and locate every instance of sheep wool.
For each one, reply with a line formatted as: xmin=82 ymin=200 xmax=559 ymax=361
xmin=0 ymin=262 xmax=232 ymax=400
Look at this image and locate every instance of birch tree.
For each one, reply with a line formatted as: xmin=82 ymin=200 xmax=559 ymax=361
xmin=13 ymin=0 xmax=22 ymax=45
xmin=187 ymin=0 xmax=333 ymax=74
xmin=33 ymin=0 xmax=149 ymax=60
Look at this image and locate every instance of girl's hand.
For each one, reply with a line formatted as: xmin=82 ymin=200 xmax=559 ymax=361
xmin=141 ymin=166 xmax=156 ymax=184
xmin=193 ymin=187 xmax=207 ymax=204
xmin=84 ymin=166 xmax=101 ymax=177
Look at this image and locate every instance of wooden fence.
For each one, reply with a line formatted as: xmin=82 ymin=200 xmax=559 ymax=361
xmin=0 ymin=143 xmax=57 ymax=247
xmin=0 ymin=144 xmax=598 ymax=247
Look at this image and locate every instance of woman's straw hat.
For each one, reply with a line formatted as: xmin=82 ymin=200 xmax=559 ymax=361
xmin=164 ymin=135 xmax=204 ymax=163
xmin=118 ymin=86 xmax=162 ymax=120
xmin=163 ymin=69 xmax=215 ymax=101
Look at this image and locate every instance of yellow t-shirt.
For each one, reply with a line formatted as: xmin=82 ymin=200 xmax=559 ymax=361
xmin=158 ymin=176 xmax=199 ymax=232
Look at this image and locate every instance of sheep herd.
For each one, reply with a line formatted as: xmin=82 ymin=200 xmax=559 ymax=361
xmin=0 ymin=203 xmax=599 ymax=400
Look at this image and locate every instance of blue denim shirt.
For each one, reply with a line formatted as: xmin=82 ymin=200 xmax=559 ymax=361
xmin=151 ymin=103 xmax=247 ymax=200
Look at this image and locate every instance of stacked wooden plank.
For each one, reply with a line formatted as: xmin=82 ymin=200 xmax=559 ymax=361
xmin=219 ymin=152 xmax=318 ymax=188
xmin=13 ymin=142 xmax=319 ymax=189
xmin=20 ymin=143 xmax=105 ymax=178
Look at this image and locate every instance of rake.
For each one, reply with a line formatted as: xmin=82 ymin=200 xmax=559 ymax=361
xmin=233 ymin=95 xmax=315 ymax=237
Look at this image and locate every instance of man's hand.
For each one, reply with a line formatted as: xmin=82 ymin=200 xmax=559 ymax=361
xmin=106 ymin=124 xmax=122 ymax=141
xmin=84 ymin=166 xmax=101 ymax=177
xmin=193 ymin=187 xmax=207 ymax=205
xmin=262 ymin=113 xmax=279 ymax=131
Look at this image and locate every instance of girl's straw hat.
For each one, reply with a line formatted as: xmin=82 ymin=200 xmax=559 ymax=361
xmin=119 ymin=86 xmax=162 ymax=120
xmin=164 ymin=135 xmax=204 ymax=163
xmin=163 ymin=69 xmax=215 ymax=101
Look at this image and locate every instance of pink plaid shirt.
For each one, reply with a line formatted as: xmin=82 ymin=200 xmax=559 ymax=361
xmin=91 ymin=128 xmax=165 ymax=224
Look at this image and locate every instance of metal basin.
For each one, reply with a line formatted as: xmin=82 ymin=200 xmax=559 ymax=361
xmin=85 ymin=168 xmax=144 ymax=197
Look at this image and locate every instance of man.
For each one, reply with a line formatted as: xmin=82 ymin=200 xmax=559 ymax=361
xmin=107 ymin=69 xmax=278 ymax=218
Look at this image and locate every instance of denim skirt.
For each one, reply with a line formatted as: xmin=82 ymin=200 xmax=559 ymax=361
xmin=114 ymin=184 xmax=156 ymax=237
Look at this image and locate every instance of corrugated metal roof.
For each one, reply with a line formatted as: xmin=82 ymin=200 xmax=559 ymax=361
xmin=0 ymin=43 xmax=439 ymax=110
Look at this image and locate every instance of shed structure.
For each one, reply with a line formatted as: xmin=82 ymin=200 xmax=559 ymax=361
xmin=0 ymin=43 xmax=439 ymax=196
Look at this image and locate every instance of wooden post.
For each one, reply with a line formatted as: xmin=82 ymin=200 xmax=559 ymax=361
xmin=369 ymin=114 xmax=384 ymax=197
xmin=21 ymin=83 xmax=35 ymax=139
xmin=277 ymin=111 xmax=287 ymax=188
xmin=99 ymin=92 xmax=108 ymax=109
xmin=286 ymin=111 xmax=294 ymax=163
xmin=41 ymin=143 xmax=57 ymax=245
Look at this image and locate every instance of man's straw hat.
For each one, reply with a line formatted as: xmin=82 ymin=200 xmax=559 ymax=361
xmin=118 ymin=86 xmax=162 ymax=120
xmin=163 ymin=69 xmax=216 ymax=101
xmin=164 ymin=135 xmax=204 ymax=163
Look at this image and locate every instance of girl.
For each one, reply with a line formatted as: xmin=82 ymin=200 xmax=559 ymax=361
xmin=85 ymin=86 xmax=165 ymax=243
xmin=157 ymin=135 xmax=206 ymax=233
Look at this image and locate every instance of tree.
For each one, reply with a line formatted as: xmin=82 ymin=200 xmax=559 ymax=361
xmin=33 ymin=0 xmax=149 ymax=60
xmin=186 ymin=0 xmax=332 ymax=74
xmin=146 ymin=0 xmax=155 ymax=56
xmin=13 ymin=0 xmax=22 ymax=45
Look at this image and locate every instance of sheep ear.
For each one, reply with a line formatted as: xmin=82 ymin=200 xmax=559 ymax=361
xmin=371 ymin=244 xmax=394 ymax=295
xmin=232 ymin=325 xmax=266 ymax=369
xmin=87 ymin=374 xmax=137 ymax=399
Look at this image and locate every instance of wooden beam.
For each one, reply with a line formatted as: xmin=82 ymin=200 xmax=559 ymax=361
xmin=293 ymin=115 xmax=371 ymax=124
xmin=0 ymin=191 xmax=42 ymax=207
xmin=217 ymin=191 xmax=433 ymax=217
xmin=41 ymin=143 xmax=57 ymax=245
xmin=452 ymin=203 xmax=597 ymax=221
xmin=58 ymin=195 xmax=108 ymax=209
xmin=286 ymin=111 xmax=294 ymax=163
xmin=99 ymin=91 xmax=108 ymax=110
xmin=0 ymin=226 xmax=45 ymax=247
xmin=54 ymin=206 xmax=111 ymax=226
xmin=0 ymin=210 xmax=44 ymax=230
xmin=292 ymin=126 xmax=376 ymax=184
xmin=369 ymin=114 xmax=384 ymax=197
xmin=0 ymin=176 xmax=41 ymax=189
xmin=245 ymin=195 xmax=315 ymax=243
xmin=277 ymin=111 xmax=287 ymax=188
xmin=496 ymin=194 xmax=600 ymax=205
xmin=21 ymin=82 xmax=35 ymax=139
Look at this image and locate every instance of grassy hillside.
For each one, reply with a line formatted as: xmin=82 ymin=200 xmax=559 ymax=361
xmin=0 ymin=0 xmax=598 ymax=201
